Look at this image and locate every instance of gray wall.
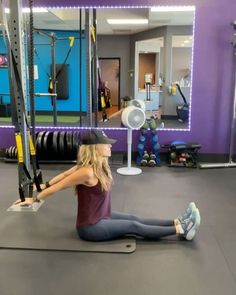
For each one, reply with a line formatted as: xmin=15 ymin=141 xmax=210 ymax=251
xmin=130 ymin=26 xmax=167 ymax=98
xmin=97 ymin=35 xmax=131 ymax=100
xmin=129 ymin=25 xmax=193 ymax=115
xmin=172 ymin=47 xmax=192 ymax=82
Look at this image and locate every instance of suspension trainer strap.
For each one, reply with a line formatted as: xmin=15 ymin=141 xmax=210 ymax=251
xmin=176 ymin=83 xmax=188 ymax=105
xmin=15 ymin=133 xmax=34 ymax=201
xmin=27 ymin=0 xmax=43 ymax=191
xmin=29 ymin=132 xmax=42 ymax=192
xmin=56 ymin=36 xmax=75 ymax=81
xmin=11 ymin=47 xmax=42 ymax=196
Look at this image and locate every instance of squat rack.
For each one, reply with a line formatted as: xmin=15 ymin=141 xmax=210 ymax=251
xmin=2 ymin=0 xmax=43 ymax=206
xmin=1 ymin=0 xmax=99 ymax=206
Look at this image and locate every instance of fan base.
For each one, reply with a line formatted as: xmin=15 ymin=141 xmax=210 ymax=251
xmin=117 ymin=167 xmax=142 ymax=175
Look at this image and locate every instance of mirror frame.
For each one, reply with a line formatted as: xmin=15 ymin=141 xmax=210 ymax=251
xmin=0 ymin=5 xmax=196 ymax=132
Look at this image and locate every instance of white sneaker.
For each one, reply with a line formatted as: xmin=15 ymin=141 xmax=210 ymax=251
xmin=180 ymin=208 xmax=201 ymax=240
xmin=178 ymin=202 xmax=196 ymax=223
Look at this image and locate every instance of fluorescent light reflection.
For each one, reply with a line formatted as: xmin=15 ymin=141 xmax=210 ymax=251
xmin=151 ymin=6 xmax=195 ymax=12
xmin=4 ymin=8 xmax=48 ymax=13
xmin=107 ymin=19 xmax=148 ymax=25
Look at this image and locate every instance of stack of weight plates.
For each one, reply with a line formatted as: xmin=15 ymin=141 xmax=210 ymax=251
xmin=35 ymin=131 xmax=80 ymax=160
xmin=5 ymin=131 xmax=80 ymax=161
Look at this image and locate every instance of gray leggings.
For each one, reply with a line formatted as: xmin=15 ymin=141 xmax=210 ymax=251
xmin=77 ymin=211 xmax=176 ymax=241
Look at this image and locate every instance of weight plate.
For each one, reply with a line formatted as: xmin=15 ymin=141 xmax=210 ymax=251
xmin=72 ymin=131 xmax=80 ymax=159
xmin=59 ymin=131 xmax=66 ymax=158
xmin=5 ymin=148 xmax=10 ymax=158
xmin=52 ymin=131 xmax=60 ymax=159
xmin=15 ymin=146 xmax=18 ymax=159
xmin=42 ymin=131 xmax=51 ymax=159
xmin=45 ymin=131 xmax=54 ymax=159
xmin=65 ymin=131 xmax=73 ymax=159
xmin=36 ymin=131 xmax=46 ymax=159
xmin=12 ymin=146 xmax=16 ymax=159
xmin=9 ymin=146 xmax=13 ymax=159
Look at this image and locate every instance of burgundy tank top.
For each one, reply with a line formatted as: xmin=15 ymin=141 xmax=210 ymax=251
xmin=76 ymin=181 xmax=111 ymax=228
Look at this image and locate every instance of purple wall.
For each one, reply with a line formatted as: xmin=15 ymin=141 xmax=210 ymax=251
xmin=1 ymin=0 xmax=236 ymax=154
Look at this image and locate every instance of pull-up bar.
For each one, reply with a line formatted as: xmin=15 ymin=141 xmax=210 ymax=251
xmin=34 ymin=93 xmax=57 ymax=97
xmin=0 ymin=93 xmax=57 ymax=97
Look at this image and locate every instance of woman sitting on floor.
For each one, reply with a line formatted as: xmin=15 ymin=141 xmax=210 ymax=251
xmin=15 ymin=129 xmax=201 ymax=242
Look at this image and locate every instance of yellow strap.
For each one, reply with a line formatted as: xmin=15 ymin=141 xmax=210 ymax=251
xmin=171 ymin=84 xmax=177 ymax=95
xmin=90 ymin=25 xmax=96 ymax=43
xmin=49 ymin=79 xmax=53 ymax=91
xmin=15 ymin=133 xmax=24 ymax=163
xmin=69 ymin=36 xmax=75 ymax=47
xmin=101 ymin=95 xmax=106 ymax=108
xmin=28 ymin=132 xmax=36 ymax=156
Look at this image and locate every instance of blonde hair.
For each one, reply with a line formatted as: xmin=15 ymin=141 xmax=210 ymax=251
xmin=76 ymin=144 xmax=113 ymax=191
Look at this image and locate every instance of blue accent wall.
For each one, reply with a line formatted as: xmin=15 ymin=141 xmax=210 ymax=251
xmin=0 ymin=39 xmax=10 ymax=104
xmin=0 ymin=30 xmax=87 ymax=112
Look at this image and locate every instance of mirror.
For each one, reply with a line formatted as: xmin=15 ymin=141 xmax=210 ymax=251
xmin=0 ymin=6 xmax=195 ymax=130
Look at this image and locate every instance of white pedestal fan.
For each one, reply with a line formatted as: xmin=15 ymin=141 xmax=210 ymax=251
xmin=117 ymin=101 xmax=146 ymax=175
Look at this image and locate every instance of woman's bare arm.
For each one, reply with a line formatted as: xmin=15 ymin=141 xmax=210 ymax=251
xmin=15 ymin=166 xmax=93 ymax=206
xmin=45 ymin=165 xmax=79 ymax=187
xmin=35 ymin=165 xmax=79 ymax=191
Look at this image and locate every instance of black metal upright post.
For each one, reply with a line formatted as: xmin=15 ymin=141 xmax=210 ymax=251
xmin=93 ymin=9 xmax=98 ymax=127
xmin=85 ymin=9 xmax=92 ymax=127
xmin=27 ymin=0 xmax=36 ymax=144
xmin=8 ymin=0 xmax=30 ymax=196
xmin=79 ymin=8 xmax=82 ymax=127
xmin=50 ymin=33 xmax=57 ymax=126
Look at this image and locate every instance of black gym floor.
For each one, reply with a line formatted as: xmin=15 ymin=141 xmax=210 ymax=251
xmin=0 ymin=162 xmax=236 ymax=295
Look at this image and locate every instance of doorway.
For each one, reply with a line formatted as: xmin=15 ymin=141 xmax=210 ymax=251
xmin=98 ymin=58 xmax=120 ymax=114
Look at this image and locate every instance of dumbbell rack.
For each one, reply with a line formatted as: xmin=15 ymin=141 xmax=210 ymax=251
xmin=168 ymin=143 xmax=201 ymax=168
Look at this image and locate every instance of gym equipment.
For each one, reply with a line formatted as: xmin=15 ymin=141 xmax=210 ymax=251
xmin=34 ymin=31 xmax=75 ymax=126
xmin=52 ymin=131 xmax=60 ymax=159
xmin=59 ymin=131 xmax=66 ymax=157
xmin=85 ymin=9 xmax=94 ymax=127
xmin=50 ymin=64 xmax=69 ymax=99
xmin=36 ymin=131 xmax=46 ymax=159
xmin=117 ymin=105 xmax=146 ymax=175
xmin=167 ymin=142 xmax=201 ymax=168
xmin=5 ymin=130 xmax=80 ymax=162
xmin=72 ymin=131 xmax=80 ymax=156
xmin=0 ymin=103 xmax=11 ymax=117
xmin=200 ymin=22 xmax=236 ymax=169
xmin=136 ymin=119 xmax=161 ymax=167
xmin=176 ymin=83 xmax=189 ymax=123
xmin=2 ymin=0 xmax=43 ymax=209
xmin=42 ymin=131 xmax=53 ymax=159
xmin=135 ymin=73 xmax=161 ymax=166
xmin=66 ymin=131 xmax=73 ymax=158
xmin=140 ymin=150 xmax=149 ymax=166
